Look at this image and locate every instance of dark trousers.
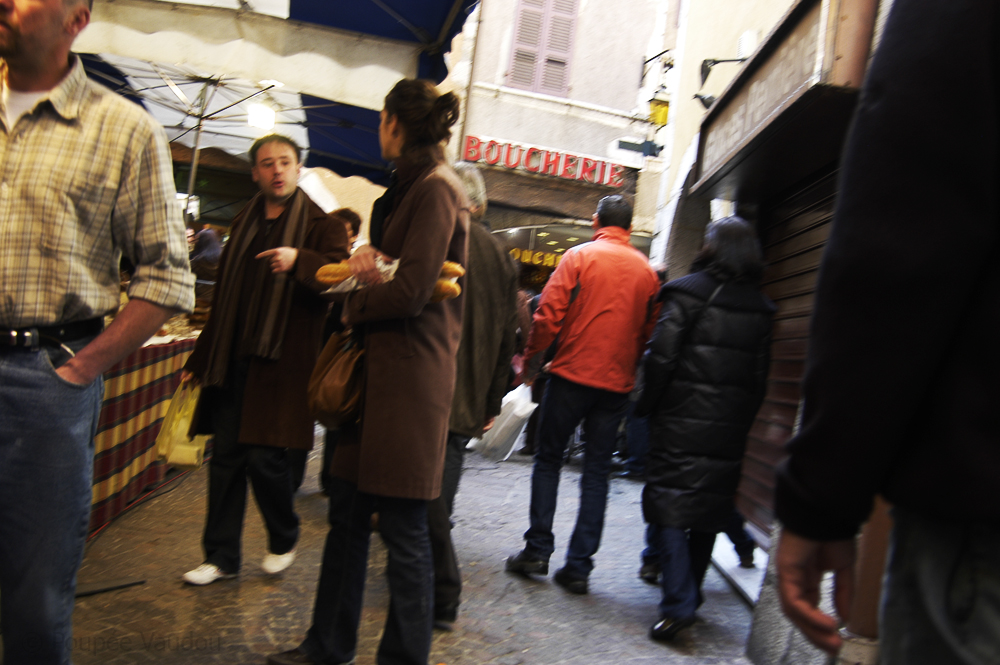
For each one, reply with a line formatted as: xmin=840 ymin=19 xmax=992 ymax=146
xmin=623 ymin=398 xmax=649 ymax=475
xmin=524 ymin=374 xmax=629 ymax=577
xmin=648 ymin=523 xmax=716 ymax=620
xmin=203 ymin=360 xmax=299 ymax=573
xmin=428 ymin=432 xmax=469 ymax=617
xmin=302 ymin=478 xmax=433 ymax=665
xmin=723 ymin=511 xmax=755 ymax=559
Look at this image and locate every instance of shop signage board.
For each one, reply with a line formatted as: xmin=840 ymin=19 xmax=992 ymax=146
xmin=463 ymin=135 xmax=627 ymax=188
xmin=509 ymin=247 xmax=563 ymax=268
xmin=694 ymin=0 xmax=878 ymax=198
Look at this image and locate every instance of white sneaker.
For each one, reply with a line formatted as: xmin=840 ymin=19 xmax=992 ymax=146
xmin=182 ymin=563 xmax=237 ymax=586
xmin=261 ymin=548 xmax=297 ymax=574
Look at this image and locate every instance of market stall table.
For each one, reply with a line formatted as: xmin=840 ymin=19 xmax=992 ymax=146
xmin=89 ymin=338 xmax=197 ymax=533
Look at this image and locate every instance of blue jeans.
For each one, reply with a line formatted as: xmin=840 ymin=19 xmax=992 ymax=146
xmin=524 ymin=375 xmax=629 ymax=577
xmin=647 ymin=524 xmax=717 ymax=620
xmin=881 ymin=508 xmax=1000 ymax=665
xmin=0 ymin=338 xmax=104 ymax=665
xmin=302 ymin=479 xmax=433 ymax=665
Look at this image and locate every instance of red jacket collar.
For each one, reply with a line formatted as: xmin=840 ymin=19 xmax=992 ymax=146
xmin=593 ymin=226 xmax=632 ymax=244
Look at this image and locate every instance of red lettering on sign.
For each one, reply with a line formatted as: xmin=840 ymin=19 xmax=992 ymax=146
xmin=542 ymin=151 xmax=561 ymax=176
xmin=503 ymin=144 xmax=523 ymax=169
xmin=484 ymin=141 xmax=502 ymax=165
xmin=608 ymin=164 xmax=626 ymax=188
xmin=463 ymin=135 xmax=482 ymax=162
xmin=524 ymin=147 xmax=541 ymax=173
xmin=578 ymin=158 xmax=597 ymax=183
xmin=560 ymin=154 xmax=579 ymax=179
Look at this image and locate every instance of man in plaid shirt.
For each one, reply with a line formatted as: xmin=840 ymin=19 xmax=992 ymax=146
xmin=0 ymin=1 xmax=193 ymax=663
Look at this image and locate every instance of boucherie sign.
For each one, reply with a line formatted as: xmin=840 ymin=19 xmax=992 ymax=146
xmin=463 ymin=135 xmax=626 ymax=188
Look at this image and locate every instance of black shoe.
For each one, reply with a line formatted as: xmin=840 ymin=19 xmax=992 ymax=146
xmin=638 ymin=562 xmax=660 ymax=585
xmin=266 ymin=648 xmax=317 ymax=665
xmin=505 ymin=549 xmax=549 ymax=576
xmin=738 ymin=551 xmax=756 ymax=568
xmin=553 ymin=567 xmax=588 ymax=594
xmin=649 ymin=616 xmax=695 ymax=642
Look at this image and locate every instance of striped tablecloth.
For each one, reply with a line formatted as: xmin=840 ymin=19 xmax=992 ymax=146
xmin=89 ymin=338 xmax=197 ymax=532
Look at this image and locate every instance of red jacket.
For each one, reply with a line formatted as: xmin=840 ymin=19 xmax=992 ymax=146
xmin=525 ymin=226 xmax=660 ymax=394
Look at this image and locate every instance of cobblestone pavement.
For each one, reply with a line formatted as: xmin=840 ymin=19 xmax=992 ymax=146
xmin=69 ymin=443 xmax=753 ymax=665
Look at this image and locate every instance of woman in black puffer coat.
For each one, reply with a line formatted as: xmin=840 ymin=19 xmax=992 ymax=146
xmin=635 ymin=216 xmax=775 ymax=641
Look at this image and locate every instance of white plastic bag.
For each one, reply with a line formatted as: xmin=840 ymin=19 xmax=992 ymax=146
xmin=468 ymin=384 xmax=537 ymax=462
xmin=321 ymin=256 xmax=398 ymax=294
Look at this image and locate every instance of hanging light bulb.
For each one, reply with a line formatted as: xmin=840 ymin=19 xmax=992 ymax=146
xmin=248 ymin=103 xmax=275 ymax=130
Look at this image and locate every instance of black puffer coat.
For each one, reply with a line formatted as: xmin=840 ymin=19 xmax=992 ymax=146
xmin=636 ymin=271 xmax=775 ymax=531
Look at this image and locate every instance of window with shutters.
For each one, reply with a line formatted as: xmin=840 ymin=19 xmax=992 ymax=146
xmin=507 ymin=0 xmax=577 ymax=97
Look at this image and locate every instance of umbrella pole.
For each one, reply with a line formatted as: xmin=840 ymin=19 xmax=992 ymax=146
xmin=185 ymin=83 xmax=215 ymax=226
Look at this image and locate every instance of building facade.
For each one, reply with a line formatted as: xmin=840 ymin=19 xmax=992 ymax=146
xmin=447 ymin=0 xmax=677 ymax=287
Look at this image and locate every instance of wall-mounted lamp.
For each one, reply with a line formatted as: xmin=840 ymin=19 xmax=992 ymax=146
xmin=649 ymin=87 xmax=670 ymax=126
xmin=693 ymin=94 xmax=716 ymax=110
xmin=700 ymin=58 xmax=747 ymax=86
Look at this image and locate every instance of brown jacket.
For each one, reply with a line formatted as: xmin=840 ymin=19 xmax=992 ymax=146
xmin=185 ymin=192 xmax=350 ymax=449
xmin=332 ymin=157 xmax=470 ymax=500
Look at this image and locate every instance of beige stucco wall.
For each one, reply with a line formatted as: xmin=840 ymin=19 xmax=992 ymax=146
xmin=666 ymin=0 xmax=796 ymax=199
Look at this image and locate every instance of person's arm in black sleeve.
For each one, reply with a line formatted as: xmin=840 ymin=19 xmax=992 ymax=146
xmin=634 ymin=292 xmax=692 ymax=417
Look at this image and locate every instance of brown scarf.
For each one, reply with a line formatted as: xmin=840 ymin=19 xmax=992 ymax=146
xmin=201 ymin=188 xmax=311 ymax=387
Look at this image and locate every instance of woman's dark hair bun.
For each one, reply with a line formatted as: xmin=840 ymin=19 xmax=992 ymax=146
xmin=428 ymin=92 xmax=460 ymax=143
xmin=384 ymin=79 xmax=461 ymax=153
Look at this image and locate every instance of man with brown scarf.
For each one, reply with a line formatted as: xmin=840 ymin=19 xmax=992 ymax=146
xmin=181 ymin=134 xmax=350 ymax=586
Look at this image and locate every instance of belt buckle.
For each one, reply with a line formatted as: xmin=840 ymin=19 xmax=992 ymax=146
xmin=23 ymin=328 xmax=39 ymax=350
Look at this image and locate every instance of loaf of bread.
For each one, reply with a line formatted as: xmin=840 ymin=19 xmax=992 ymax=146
xmin=440 ymin=261 xmax=466 ymax=279
xmin=430 ymin=279 xmax=462 ymax=303
xmin=316 ymin=261 xmax=352 ymax=285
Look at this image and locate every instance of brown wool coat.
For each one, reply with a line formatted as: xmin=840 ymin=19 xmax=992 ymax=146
xmin=185 ymin=193 xmax=350 ymax=450
xmin=332 ymin=159 xmax=470 ymax=500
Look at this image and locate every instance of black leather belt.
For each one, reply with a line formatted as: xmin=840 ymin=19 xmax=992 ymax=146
xmin=0 ymin=318 xmax=104 ymax=350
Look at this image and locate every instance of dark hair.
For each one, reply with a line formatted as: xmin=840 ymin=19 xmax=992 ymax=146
xmin=595 ymin=195 xmax=632 ymax=229
xmin=691 ymin=216 xmax=764 ymax=284
xmin=384 ymin=79 xmax=460 ymax=157
xmin=249 ymin=134 xmax=301 ymax=166
xmin=330 ymin=207 xmax=362 ymax=237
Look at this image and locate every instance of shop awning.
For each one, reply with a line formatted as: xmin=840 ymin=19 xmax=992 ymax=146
xmin=76 ymin=0 xmax=477 ymax=186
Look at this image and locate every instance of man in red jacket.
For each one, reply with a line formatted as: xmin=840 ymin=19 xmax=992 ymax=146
xmin=505 ymin=195 xmax=660 ymax=594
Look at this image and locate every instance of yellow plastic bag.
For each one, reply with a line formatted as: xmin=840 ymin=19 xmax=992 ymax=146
xmin=155 ymin=383 xmax=210 ymax=470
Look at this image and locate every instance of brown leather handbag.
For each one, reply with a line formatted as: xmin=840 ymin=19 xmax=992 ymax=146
xmin=308 ymin=329 xmax=364 ymax=429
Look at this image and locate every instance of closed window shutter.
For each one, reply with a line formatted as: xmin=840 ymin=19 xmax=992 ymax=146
xmin=539 ymin=0 xmax=576 ymax=96
xmin=508 ymin=0 xmax=545 ymax=91
xmin=507 ymin=0 xmax=576 ymax=96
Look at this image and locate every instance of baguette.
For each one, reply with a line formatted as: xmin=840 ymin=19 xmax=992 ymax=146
xmin=440 ymin=261 xmax=466 ymax=279
xmin=430 ymin=279 xmax=462 ymax=303
xmin=316 ymin=261 xmax=352 ymax=285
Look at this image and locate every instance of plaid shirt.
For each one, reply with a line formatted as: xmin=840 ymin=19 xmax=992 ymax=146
xmin=0 ymin=56 xmax=194 ymax=328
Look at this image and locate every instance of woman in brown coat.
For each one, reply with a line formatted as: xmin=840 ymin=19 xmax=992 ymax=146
xmin=268 ymin=80 xmax=469 ymax=665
